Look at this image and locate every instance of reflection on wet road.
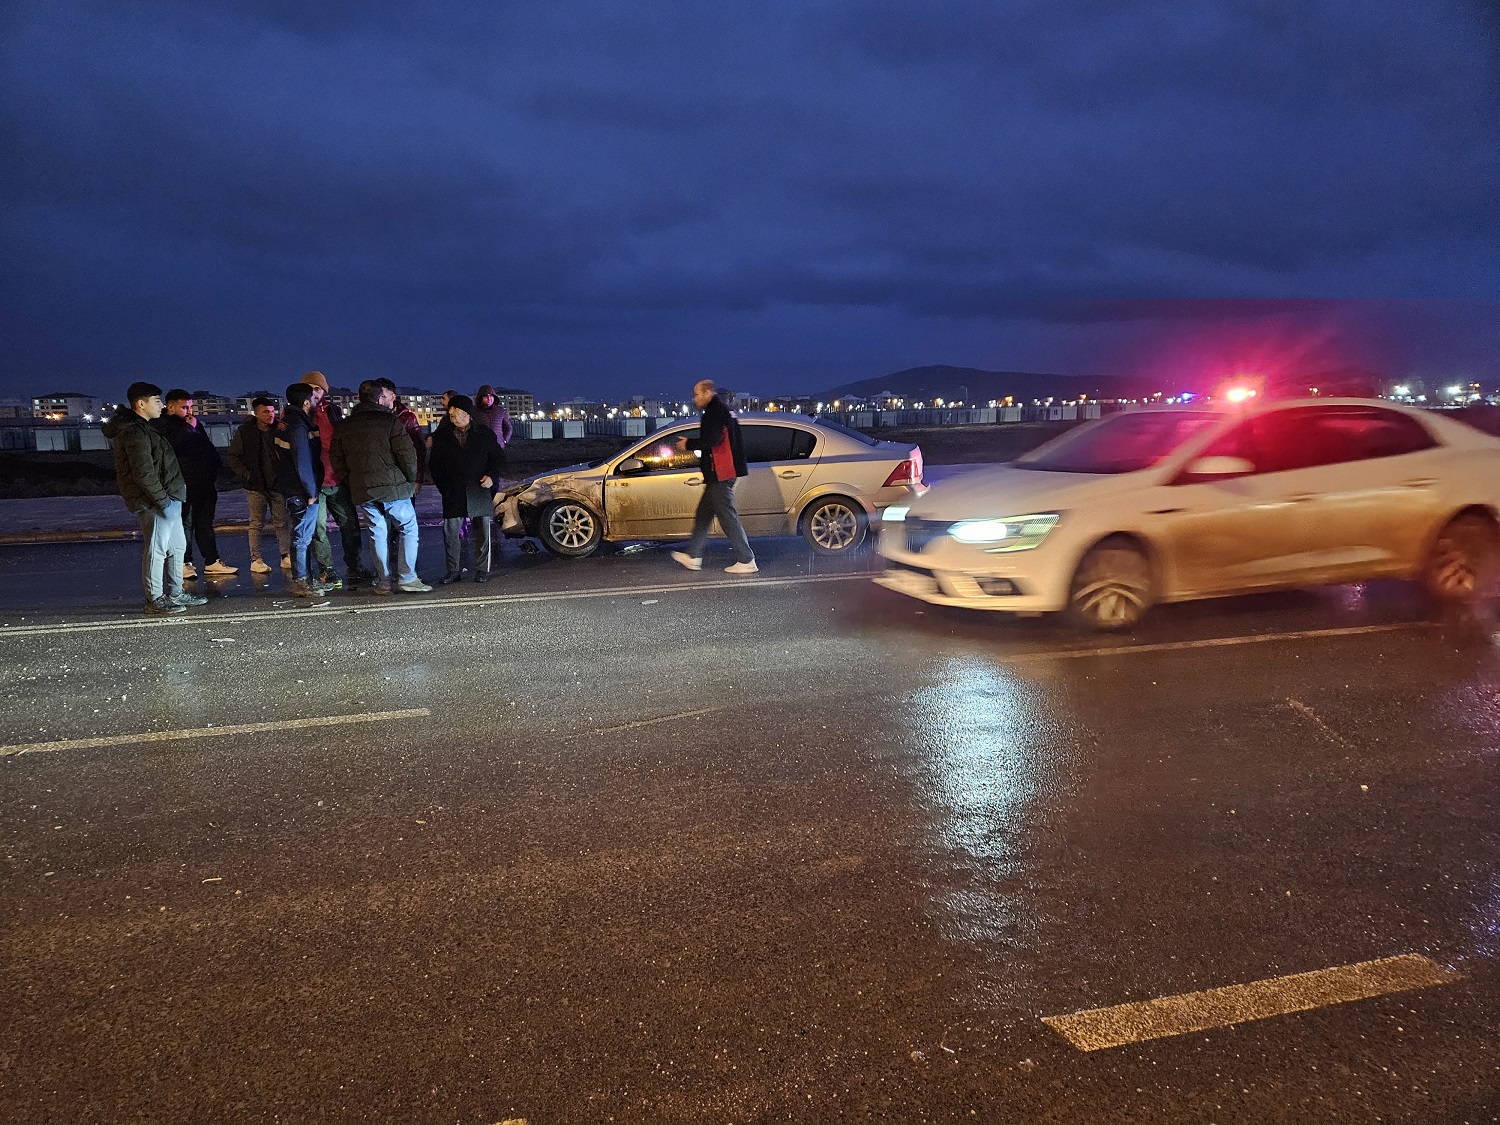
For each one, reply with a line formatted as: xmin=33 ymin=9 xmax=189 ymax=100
xmin=2 ymin=535 xmax=1498 ymax=1121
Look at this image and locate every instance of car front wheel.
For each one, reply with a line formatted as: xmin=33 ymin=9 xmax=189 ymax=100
xmin=1065 ymin=537 xmax=1154 ymax=631
xmin=801 ymin=495 xmax=867 ymax=555
xmin=538 ymin=500 xmax=603 ymax=558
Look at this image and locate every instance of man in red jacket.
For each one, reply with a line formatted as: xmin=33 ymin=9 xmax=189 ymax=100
xmin=670 ymin=380 xmax=758 ymax=575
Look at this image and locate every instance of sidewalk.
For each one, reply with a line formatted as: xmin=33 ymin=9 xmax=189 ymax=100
xmin=0 ymin=465 xmax=985 ymax=546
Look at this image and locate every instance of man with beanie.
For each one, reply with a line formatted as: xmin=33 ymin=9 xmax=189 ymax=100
xmin=332 ymin=379 xmax=432 ymax=594
xmin=274 ymin=382 xmax=327 ymax=598
xmin=299 ymin=371 xmax=369 ymax=589
xmin=670 ymin=379 xmax=758 ymax=575
xmin=101 ymin=381 xmax=208 ymax=615
xmin=428 ymin=393 xmax=505 ymax=583
xmin=227 ymin=397 xmax=289 ymax=573
xmin=153 ymin=389 xmax=236 ymax=581
xmin=473 ymin=385 xmax=514 ymax=455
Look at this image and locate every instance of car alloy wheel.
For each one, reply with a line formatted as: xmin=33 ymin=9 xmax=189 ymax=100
xmin=802 ymin=496 xmax=866 ymax=555
xmin=1425 ymin=513 xmax=1498 ymax=604
xmin=1066 ymin=538 xmax=1153 ymax=631
xmin=540 ymin=501 xmax=602 ymax=557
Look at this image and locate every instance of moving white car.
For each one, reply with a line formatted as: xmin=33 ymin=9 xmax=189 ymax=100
xmin=503 ymin=413 xmax=925 ymax=558
xmin=876 ymin=398 xmax=1500 ymax=629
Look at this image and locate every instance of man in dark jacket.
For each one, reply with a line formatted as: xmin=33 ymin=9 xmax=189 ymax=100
xmin=331 ymin=380 xmax=431 ymax=594
xmin=101 ymin=381 xmax=207 ymax=615
xmin=153 ymin=389 xmax=235 ymax=581
xmin=274 ymin=382 xmax=327 ymax=597
xmin=473 ymin=385 xmax=514 ymax=456
xmin=227 ymin=397 xmax=289 ymax=573
xmin=300 ymin=371 xmax=368 ymax=588
xmin=670 ymin=379 xmax=757 ymax=574
xmin=428 ymin=394 xmax=506 ymax=583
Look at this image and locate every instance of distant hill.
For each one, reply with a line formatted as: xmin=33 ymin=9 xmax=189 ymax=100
xmin=820 ymin=364 xmax=1140 ymax=404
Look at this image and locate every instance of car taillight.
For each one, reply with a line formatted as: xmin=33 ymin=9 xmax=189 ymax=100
xmin=884 ymin=459 xmax=914 ymax=487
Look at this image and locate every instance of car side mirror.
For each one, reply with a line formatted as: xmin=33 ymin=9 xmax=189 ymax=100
xmin=1184 ymin=455 xmax=1254 ymax=479
xmin=616 ymin=457 xmax=647 ymax=476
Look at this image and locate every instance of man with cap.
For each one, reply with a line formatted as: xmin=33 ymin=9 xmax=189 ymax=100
xmin=299 ymin=371 xmax=370 ymax=589
xmin=428 ymin=393 xmax=506 ymax=583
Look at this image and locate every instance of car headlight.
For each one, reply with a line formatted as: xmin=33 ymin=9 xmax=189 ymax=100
xmin=948 ymin=513 xmax=1060 ymax=552
xmin=883 ymin=505 xmax=910 ymax=522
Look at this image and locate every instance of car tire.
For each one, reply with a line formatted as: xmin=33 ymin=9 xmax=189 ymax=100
xmin=801 ymin=495 xmax=867 ymax=555
xmin=538 ymin=500 xmax=603 ymax=558
xmin=1065 ymin=537 xmax=1154 ymax=631
xmin=1424 ymin=513 xmax=1498 ymax=605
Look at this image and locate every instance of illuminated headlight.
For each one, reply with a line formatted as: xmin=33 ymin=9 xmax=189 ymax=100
xmin=948 ymin=513 xmax=1060 ymax=552
xmin=883 ymin=505 xmax=910 ymax=522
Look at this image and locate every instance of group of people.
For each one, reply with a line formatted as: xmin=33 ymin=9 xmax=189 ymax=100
xmin=105 ymin=373 xmax=515 ymax=615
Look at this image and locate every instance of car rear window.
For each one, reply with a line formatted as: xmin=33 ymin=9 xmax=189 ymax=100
xmin=812 ymin=417 xmax=880 ymax=446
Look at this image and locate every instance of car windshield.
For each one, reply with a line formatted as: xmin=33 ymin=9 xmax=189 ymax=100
xmin=811 ymin=417 xmax=880 ymax=446
xmin=1016 ymin=411 xmax=1221 ymax=474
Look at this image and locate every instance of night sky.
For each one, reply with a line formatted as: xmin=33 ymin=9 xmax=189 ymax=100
xmin=3 ymin=1 xmax=1498 ymax=402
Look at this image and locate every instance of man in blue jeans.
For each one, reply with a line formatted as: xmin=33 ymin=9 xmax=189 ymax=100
xmin=671 ymin=379 xmax=758 ymax=575
xmin=331 ymin=379 xmax=432 ymax=595
xmin=274 ymin=382 xmax=328 ymax=598
xmin=101 ymin=381 xmax=209 ymax=615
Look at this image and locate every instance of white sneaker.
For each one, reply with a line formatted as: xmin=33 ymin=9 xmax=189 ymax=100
xmin=280 ymin=554 xmax=292 ymax=569
xmin=250 ymin=558 xmax=272 ymax=574
xmin=203 ymin=560 xmax=239 ymax=576
xmin=670 ymin=551 xmax=702 ymax=572
xmin=181 ymin=562 xmax=197 ymax=580
xmin=725 ymin=560 xmax=759 ymax=575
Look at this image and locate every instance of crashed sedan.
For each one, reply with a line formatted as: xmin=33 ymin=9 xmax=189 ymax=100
xmin=499 ymin=413 xmax=925 ymax=558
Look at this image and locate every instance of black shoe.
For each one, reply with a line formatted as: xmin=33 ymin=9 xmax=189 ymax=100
xmin=474 ymin=570 xmax=490 ymax=583
xmin=438 ymin=571 xmax=462 ymax=585
xmin=145 ymin=596 xmax=186 ymax=616
xmin=170 ymin=591 xmax=208 ymax=607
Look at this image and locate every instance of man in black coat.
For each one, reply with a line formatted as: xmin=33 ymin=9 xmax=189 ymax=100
xmin=670 ymin=379 xmax=758 ymax=574
xmin=153 ymin=389 xmax=236 ymax=581
xmin=274 ymin=382 xmax=327 ymax=597
xmin=227 ymin=397 xmax=290 ymax=573
xmin=428 ymin=394 xmax=506 ymax=583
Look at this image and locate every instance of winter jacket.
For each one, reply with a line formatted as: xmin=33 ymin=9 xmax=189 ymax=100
xmin=473 ymin=386 xmax=514 ymax=447
xmin=396 ymin=406 xmax=429 ymax=483
xmin=332 ymin=401 xmax=418 ymax=504
xmin=686 ymin=396 xmax=748 ymax=483
xmin=102 ymin=406 xmax=186 ymax=514
xmin=151 ymin=414 xmax=221 ymax=491
xmin=428 ymin=422 xmax=506 ymax=519
xmin=274 ymin=406 xmax=322 ymax=501
xmin=227 ymin=419 xmax=280 ymax=494
xmin=309 ymin=400 xmax=343 ymax=487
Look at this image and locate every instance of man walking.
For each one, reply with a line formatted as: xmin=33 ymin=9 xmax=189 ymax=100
xmin=101 ymin=381 xmax=208 ymax=615
xmin=227 ymin=397 xmax=289 ymax=574
xmin=274 ymin=382 xmax=327 ymax=598
xmin=332 ymin=379 xmax=432 ymax=594
xmin=299 ymin=371 xmax=369 ymax=589
xmin=671 ymin=379 xmax=758 ymax=575
xmin=154 ymin=389 xmax=236 ymax=581
xmin=428 ymin=394 xmax=505 ymax=583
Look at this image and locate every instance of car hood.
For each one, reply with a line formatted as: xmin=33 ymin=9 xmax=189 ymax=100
xmin=907 ymin=464 xmax=1148 ymax=520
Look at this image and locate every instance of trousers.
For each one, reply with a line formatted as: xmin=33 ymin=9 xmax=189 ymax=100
xmin=686 ymin=480 xmax=754 ymax=564
xmin=246 ymin=490 xmax=289 ymax=561
xmin=181 ymin=485 xmax=220 ymax=566
xmin=136 ymin=499 xmax=186 ymax=601
xmin=443 ymin=516 xmax=492 ymax=574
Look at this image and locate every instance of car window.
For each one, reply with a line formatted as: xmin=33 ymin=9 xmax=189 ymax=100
xmin=791 ymin=430 xmax=817 ymax=459
xmin=741 ymin=424 xmax=814 ymax=463
xmin=812 ymin=417 xmax=880 ymax=447
xmin=1196 ymin=406 xmax=1438 ymax=475
xmin=622 ymin=429 xmax=700 ymax=473
xmin=1019 ymin=411 xmax=1221 ymax=474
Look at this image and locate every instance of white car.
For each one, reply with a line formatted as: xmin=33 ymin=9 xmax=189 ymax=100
xmin=504 ymin=413 xmax=925 ymax=558
xmin=877 ymin=398 xmax=1500 ymax=629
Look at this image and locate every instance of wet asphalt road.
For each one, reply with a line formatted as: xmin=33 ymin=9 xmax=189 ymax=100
xmin=2 ymin=532 xmax=1498 ymax=1123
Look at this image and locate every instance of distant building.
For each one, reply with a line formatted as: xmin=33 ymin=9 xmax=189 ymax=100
xmin=33 ymin=392 xmax=103 ymax=421
xmin=185 ymin=390 xmax=235 ymax=416
xmin=0 ymin=398 xmax=33 ymax=419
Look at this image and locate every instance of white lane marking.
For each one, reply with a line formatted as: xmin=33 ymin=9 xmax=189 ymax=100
xmin=579 ymin=706 xmax=727 ymax=737
xmin=1007 ymin=621 xmax=1426 ymax=663
xmin=1287 ymin=697 xmax=1358 ymax=749
xmin=0 ymin=708 xmax=430 ymax=757
xmin=0 ymin=574 xmax=869 ymax=638
xmin=1042 ymin=954 xmax=1460 ymax=1051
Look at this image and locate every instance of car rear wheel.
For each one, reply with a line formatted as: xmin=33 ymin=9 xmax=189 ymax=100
xmin=538 ymin=500 xmax=603 ymax=558
xmin=801 ymin=495 xmax=867 ymax=555
xmin=1424 ymin=513 xmax=1498 ymax=605
xmin=1065 ymin=537 xmax=1154 ymax=631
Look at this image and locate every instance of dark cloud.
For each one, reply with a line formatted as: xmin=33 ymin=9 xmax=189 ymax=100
xmin=2 ymin=0 xmax=1498 ymax=400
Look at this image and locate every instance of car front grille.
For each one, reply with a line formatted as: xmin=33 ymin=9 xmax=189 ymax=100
xmin=904 ymin=518 xmax=951 ymax=554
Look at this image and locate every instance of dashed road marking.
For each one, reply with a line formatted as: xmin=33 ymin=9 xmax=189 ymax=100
xmin=1042 ymin=953 xmax=1460 ymax=1051
xmin=0 ymin=708 xmax=431 ymax=757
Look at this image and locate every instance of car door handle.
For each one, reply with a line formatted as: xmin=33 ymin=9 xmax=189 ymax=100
xmin=1403 ymin=478 xmax=1437 ymax=488
xmin=685 ymin=477 xmax=703 ymax=486
xmin=1285 ymin=493 xmax=1319 ymax=503
xmin=778 ymin=470 xmax=803 ymax=479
